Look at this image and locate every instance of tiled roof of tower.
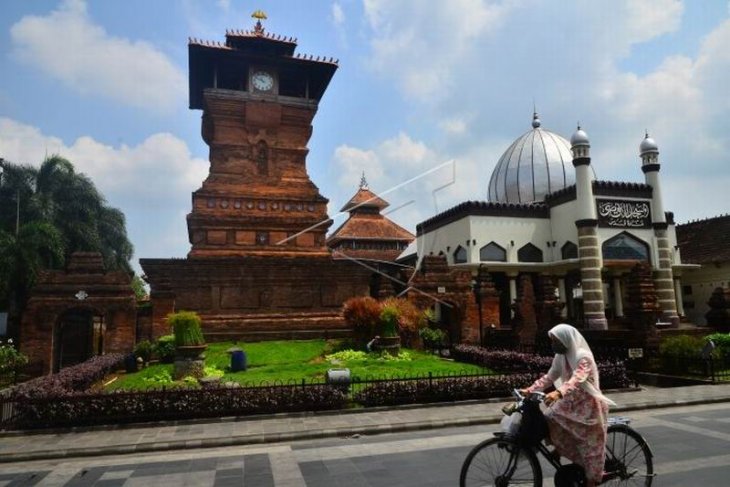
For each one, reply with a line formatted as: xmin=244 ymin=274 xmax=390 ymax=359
xmin=339 ymin=187 xmax=389 ymax=212
xmin=328 ymin=213 xmax=415 ymax=244
xmin=676 ymin=214 xmax=730 ymax=265
xmin=187 ymin=36 xmax=339 ymax=66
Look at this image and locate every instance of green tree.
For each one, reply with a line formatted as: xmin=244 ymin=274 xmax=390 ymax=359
xmin=0 ymin=156 xmax=135 ymax=336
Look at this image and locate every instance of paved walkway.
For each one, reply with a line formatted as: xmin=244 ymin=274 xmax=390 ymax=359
xmin=1 ymin=383 xmax=729 ymax=464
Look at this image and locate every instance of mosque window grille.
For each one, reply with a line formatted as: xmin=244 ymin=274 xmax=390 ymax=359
xmin=561 ymin=241 xmax=578 ymax=260
xmin=518 ymin=243 xmax=543 ymax=263
xmin=453 ymin=245 xmax=467 ymax=264
xmin=601 ymin=232 xmax=650 ymax=262
xmin=480 ymin=242 xmax=507 ymax=262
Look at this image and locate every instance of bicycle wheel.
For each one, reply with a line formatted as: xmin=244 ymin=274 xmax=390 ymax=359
xmin=460 ymin=436 xmax=542 ymax=487
xmin=603 ymin=424 xmax=654 ymax=486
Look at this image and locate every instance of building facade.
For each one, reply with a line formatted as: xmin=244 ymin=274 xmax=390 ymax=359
xmin=407 ymin=115 xmax=694 ymax=331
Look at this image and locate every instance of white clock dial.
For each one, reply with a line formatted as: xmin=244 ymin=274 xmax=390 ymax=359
xmin=252 ymin=71 xmax=274 ymax=92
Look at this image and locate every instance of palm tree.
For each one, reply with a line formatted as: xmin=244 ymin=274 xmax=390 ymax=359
xmin=0 ymin=156 xmax=134 ymax=338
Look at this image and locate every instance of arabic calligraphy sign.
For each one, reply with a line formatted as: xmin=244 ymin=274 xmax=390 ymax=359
xmin=596 ymin=199 xmax=651 ymax=228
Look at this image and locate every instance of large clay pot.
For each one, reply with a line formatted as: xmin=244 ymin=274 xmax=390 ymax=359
xmin=375 ymin=336 xmax=401 ymax=356
xmin=175 ymin=344 xmax=207 ymax=360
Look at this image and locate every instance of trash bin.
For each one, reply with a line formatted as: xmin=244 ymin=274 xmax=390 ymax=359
xmin=124 ymin=353 xmax=138 ymax=373
xmin=326 ymin=368 xmax=351 ymax=391
xmin=230 ymin=349 xmax=247 ymax=372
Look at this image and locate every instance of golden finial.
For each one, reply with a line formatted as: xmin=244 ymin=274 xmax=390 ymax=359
xmin=252 ymin=10 xmax=267 ymax=35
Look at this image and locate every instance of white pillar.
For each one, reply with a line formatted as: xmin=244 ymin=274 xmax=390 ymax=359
xmin=558 ymin=277 xmax=568 ymax=318
xmin=613 ymin=277 xmax=624 ymax=318
xmin=674 ymin=278 xmax=685 ymax=318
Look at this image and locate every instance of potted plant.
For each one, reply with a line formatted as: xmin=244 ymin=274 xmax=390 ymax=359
xmin=378 ymin=302 xmax=401 ymax=356
xmin=168 ymin=311 xmax=207 ymax=379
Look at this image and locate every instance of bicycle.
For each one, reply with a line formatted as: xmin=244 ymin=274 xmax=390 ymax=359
xmin=460 ymin=389 xmax=654 ymax=486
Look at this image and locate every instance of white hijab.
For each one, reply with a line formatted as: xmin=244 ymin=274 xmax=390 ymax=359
xmin=548 ymin=323 xmax=616 ymax=407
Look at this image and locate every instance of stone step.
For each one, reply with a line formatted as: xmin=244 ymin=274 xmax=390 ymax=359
xmin=204 ymin=328 xmax=352 ymax=342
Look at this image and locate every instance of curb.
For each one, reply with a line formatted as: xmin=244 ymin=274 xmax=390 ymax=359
xmin=2 ymin=394 xmax=730 ymax=464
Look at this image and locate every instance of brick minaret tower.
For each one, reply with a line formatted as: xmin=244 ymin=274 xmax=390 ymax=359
xmin=186 ymin=13 xmax=337 ymax=257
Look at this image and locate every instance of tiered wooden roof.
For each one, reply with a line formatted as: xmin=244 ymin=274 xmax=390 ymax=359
xmin=327 ymin=179 xmax=415 ymax=262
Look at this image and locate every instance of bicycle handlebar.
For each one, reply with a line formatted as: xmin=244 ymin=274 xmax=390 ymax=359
xmin=512 ymin=388 xmax=546 ymax=402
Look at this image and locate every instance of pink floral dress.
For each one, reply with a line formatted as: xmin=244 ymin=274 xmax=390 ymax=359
xmin=526 ymin=356 xmax=608 ymax=484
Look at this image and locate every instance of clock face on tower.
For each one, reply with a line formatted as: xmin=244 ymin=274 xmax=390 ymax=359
xmin=251 ymin=71 xmax=274 ymax=92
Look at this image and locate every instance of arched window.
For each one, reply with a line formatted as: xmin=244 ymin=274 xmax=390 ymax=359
xmin=453 ymin=245 xmax=467 ymax=264
xmin=518 ymin=243 xmax=543 ymax=263
xmin=602 ymin=232 xmax=650 ymax=261
xmin=480 ymin=242 xmax=507 ymax=262
xmin=561 ymin=241 xmax=578 ymax=260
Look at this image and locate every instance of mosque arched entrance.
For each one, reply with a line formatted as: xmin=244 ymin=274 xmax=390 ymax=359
xmin=54 ymin=308 xmax=105 ymax=372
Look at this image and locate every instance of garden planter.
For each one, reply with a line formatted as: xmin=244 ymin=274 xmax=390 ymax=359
xmin=375 ymin=336 xmax=401 ymax=356
xmin=173 ymin=344 xmax=207 ymax=380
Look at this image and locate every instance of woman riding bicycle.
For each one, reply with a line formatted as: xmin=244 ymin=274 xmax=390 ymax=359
xmin=521 ymin=324 xmax=616 ymax=487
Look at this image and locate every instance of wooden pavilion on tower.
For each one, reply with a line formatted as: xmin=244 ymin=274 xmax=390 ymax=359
xmin=327 ymin=174 xmax=415 ymax=262
xmin=140 ymin=14 xmax=372 ymax=341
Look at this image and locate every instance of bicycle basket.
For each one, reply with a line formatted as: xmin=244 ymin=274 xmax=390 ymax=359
xmin=500 ymin=411 xmax=522 ymax=435
xmin=517 ymin=400 xmax=549 ymax=446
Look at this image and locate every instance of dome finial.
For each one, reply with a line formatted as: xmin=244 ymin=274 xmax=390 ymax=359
xmin=531 ymin=109 xmax=541 ymax=129
xmin=359 ymin=171 xmax=369 ymax=189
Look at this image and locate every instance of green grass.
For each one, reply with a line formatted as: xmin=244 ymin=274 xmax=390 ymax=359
xmin=105 ymin=339 xmax=489 ymax=391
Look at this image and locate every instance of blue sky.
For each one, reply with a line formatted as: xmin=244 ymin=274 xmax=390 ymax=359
xmin=1 ymin=0 xmax=729 ymax=275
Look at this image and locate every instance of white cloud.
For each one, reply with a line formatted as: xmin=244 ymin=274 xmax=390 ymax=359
xmin=330 ymin=132 xmax=492 ymax=232
xmin=331 ymin=2 xmax=345 ymax=26
xmin=0 ymin=117 xmax=208 ymax=268
xmin=217 ymin=0 xmax=231 ymax=11
xmin=363 ymin=0 xmax=514 ymax=100
xmin=10 ymin=0 xmax=186 ymax=114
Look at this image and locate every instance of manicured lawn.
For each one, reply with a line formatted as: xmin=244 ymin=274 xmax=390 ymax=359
xmin=105 ymin=339 xmax=489 ymax=391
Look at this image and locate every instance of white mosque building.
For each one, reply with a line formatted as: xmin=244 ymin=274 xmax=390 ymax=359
xmin=402 ymin=113 xmax=694 ymax=330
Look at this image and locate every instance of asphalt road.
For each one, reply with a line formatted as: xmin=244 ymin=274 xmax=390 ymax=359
xmin=1 ymin=402 xmax=729 ymax=486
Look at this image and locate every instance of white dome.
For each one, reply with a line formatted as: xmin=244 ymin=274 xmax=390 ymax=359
xmin=570 ymin=126 xmax=590 ymax=146
xmin=640 ymin=133 xmax=658 ymax=154
xmin=488 ymin=115 xmax=576 ymax=203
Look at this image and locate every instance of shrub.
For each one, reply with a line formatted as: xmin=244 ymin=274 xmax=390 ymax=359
xmin=420 ymin=327 xmax=447 ymax=352
xmin=154 ymin=335 xmax=176 ymax=363
xmin=0 ymin=339 xmax=28 ymax=375
xmin=343 ymin=296 xmax=382 ymax=345
xmin=451 ymin=345 xmax=630 ymax=389
xmin=354 ymin=373 xmax=539 ymax=407
xmin=168 ymin=311 xmax=205 ymax=347
xmin=379 ymin=302 xmax=400 ymax=337
xmin=133 ymin=340 xmax=153 ymax=364
xmin=11 ymin=354 xmax=125 ymax=399
xmin=705 ymin=333 xmax=730 ymax=357
xmin=10 ymin=384 xmax=348 ymax=428
xmin=381 ymin=297 xmax=428 ymax=348
xmin=659 ymin=335 xmax=705 ymax=357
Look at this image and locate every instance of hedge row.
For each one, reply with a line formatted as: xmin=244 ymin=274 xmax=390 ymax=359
xmin=12 ymin=385 xmax=348 ymax=429
xmin=11 ymin=354 xmax=126 ymax=399
xmin=451 ymin=345 xmax=631 ymax=390
xmin=354 ymin=373 xmax=539 ymax=407
xmin=452 ymin=345 xmax=553 ymax=373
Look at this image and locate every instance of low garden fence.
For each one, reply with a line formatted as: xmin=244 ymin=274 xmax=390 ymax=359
xmin=0 ymin=347 xmax=632 ymax=430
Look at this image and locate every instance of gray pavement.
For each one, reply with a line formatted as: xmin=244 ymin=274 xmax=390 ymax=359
xmin=1 ymin=383 xmax=730 ymax=464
